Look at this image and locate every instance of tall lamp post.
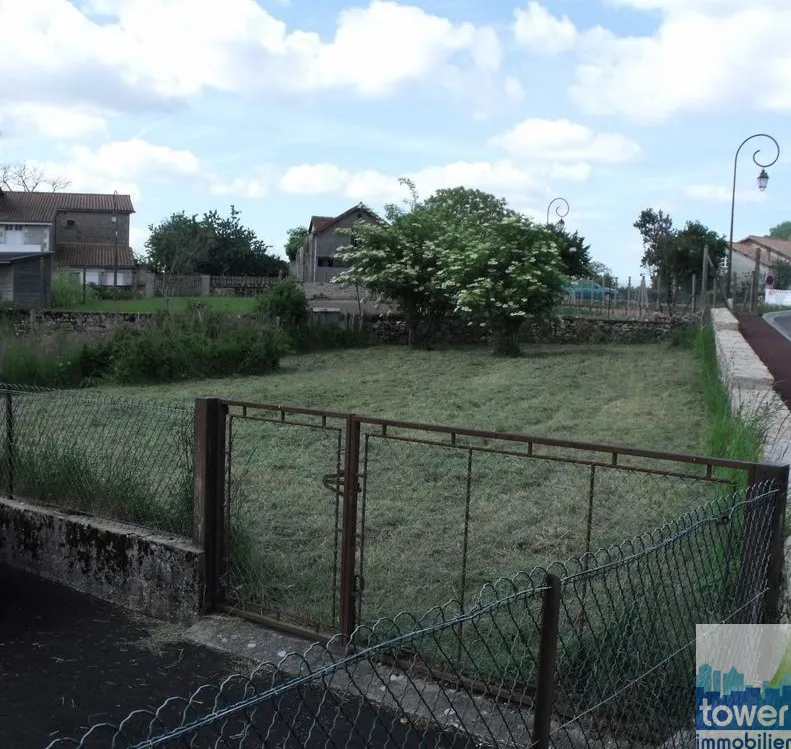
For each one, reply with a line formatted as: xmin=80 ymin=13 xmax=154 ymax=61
xmin=727 ymin=134 xmax=780 ymax=300
xmin=546 ymin=197 xmax=570 ymax=231
xmin=112 ymin=190 xmax=119 ymax=288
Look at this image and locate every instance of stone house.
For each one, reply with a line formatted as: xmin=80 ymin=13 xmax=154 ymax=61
xmin=730 ymin=235 xmax=791 ymax=279
xmin=0 ymin=189 xmax=136 ymax=305
xmin=293 ymin=203 xmax=384 ymax=283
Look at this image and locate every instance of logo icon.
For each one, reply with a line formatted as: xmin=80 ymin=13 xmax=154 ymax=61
xmin=697 ymin=625 xmax=791 ymax=746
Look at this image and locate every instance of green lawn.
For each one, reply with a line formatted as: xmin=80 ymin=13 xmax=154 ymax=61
xmin=92 ymin=342 xmax=737 ymax=629
xmin=67 ymin=296 xmax=259 ymax=313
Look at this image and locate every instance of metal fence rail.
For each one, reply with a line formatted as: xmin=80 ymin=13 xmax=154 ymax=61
xmin=46 ymin=480 xmax=787 ymax=749
xmin=0 ymin=384 xmax=194 ymax=536
xmin=206 ymin=399 xmax=768 ymax=639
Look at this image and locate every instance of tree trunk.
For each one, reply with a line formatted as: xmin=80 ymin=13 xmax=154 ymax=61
xmin=491 ymin=318 xmax=522 ymax=357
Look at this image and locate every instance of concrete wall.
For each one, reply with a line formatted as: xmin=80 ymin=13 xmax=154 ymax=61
xmin=0 ymin=497 xmax=205 ymax=625
xmin=54 ymin=211 xmax=131 ymax=247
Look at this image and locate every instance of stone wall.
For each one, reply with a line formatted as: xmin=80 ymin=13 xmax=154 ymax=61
xmin=369 ymin=314 xmax=691 ymax=346
xmin=0 ymin=497 xmax=205 ymax=625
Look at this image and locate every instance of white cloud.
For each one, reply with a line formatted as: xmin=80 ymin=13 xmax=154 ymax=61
xmin=683 ymin=184 xmax=767 ymax=203
xmin=490 ymin=119 xmax=641 ymax=163
xmin=0 ymin=103 xmax=107 ymax=139
xmin=34 ymin=138 xmax=270 ymax=203
xmin=570 ymin=1 xmax=791 ymax=121
xmin=0 ymin=0 xmax=506 ymax=120
xmin=278 ymin=158 xmax=590 ymax=206
xmin=513 ymin=2 xmax=578 ymax=54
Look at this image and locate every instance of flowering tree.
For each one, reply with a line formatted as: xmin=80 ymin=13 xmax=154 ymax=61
xmin=334 ymin=186 xmax=456 ymax=347
xmin=335 ymin=183 xmax=565 ymax=354
xmin=441 ymin=212 xmax=565 ymax=355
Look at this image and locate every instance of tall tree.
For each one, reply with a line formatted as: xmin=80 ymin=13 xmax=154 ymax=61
xmin=284 ymin=226 xmax=308 ymax=262
xmin=549 ymin=227 xmax=592 ymax=279
xmin=145 ymin=206 xmax=287 ymax=278
xmin=634 ymin=208 xmax=675 ymax=287
xmin=769 ymin=222 xmax=791 ymax=241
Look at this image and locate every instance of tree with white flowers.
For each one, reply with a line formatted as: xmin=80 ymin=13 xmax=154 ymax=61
xmin=334 ymin=183 xmax=565 ymax=355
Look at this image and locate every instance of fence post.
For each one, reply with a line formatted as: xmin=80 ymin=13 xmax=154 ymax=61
xmin=339 ymin=414 xmax=362 ymax=640
xmin=5 ymin=388 xmax=13 ymax=500
xmin=193 ymin=397 xmax=227 ymax=613
xmin=754 ymin=464 xmax=789 ymax=623
xmin=532 ymin=573 xmax=561 ymax=749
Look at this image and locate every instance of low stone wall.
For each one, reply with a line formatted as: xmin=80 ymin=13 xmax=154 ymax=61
xmin=0 ymin=497 xmax=205 ymax=625
xmin=369 ymin=314 xmax=690 ymax=346
xmin=5 ymin=308 xmax=692 ymax=346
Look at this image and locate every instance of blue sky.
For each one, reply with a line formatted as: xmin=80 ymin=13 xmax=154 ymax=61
xmin=1 ymin=0 xmax=789 ymax=283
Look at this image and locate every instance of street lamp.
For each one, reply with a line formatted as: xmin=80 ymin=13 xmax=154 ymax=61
xmin=727 ymin=134 xmax=780 ymax=300
xmin=546 ymin=197 xmax=569 ymax=231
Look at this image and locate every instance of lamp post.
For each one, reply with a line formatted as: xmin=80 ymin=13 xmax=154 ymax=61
xmin=727 ymin=134 xmax=780 ymax=300
xmin=112 ymin=190 xmax=119 ymax=288
xmin=546 ymin=197 xmax=569 ymax=231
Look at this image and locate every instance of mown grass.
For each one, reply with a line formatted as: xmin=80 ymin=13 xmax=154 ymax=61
xmin=103 ymin=338 xmax=752 ymax=627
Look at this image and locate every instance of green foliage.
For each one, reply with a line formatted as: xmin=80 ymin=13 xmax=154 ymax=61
xmin=51 ymin=271 xmax=97 ymax=309
xmin=551 ymin=228 xmax=593 ymax=279
xmin=108 ymin=312 xmax=282 ymax=384
xmin=335 ymin=182 xmax=564 ymax=354
xmin=284 ymin=226 xmax=308 ymax=262
xmin=255 ymin=279 xmax=309 ymax=329
xmin=145 ymin=206 xmax=288 ymax=277
xmin=773 ymin=260 xmax=791 ymax=290
xmin=769 ymin=221 xmax=791 ymax=241
xmin=634 ymin=209 xmax=727 ymax=302
xmin=0 ymin=332 xmax=86 ymax=387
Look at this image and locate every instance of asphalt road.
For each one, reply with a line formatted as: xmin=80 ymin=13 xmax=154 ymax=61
xmin=764 ymin=310 xmax=791 ymax=343
xmin=0 ymin=566 xmax=468 ymax=749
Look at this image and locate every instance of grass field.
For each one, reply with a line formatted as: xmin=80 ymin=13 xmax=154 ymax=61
xmin=82 ymin=339 xmax=749 ymax=628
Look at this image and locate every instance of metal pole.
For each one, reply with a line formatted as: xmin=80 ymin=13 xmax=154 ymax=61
xmin=727 ymin=134 xmax=780 ymax=300
xmin=533 ymin=573 xmax=562 ymax=749
xmin=701 ymin=244 xmax=708 ymax=315
xmin=113 ymin=190 xmax=119 ymax=288
xmin=546 ymin=197 xmax=569 ymax=227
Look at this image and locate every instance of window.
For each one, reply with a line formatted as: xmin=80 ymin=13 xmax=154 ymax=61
xmin=66 ymin=220 xmax=75 ymax=227
xmin=1 ymin=225 xmax=23 ymax=231
xmin=317 ymin=257 xmax=334 ymax=267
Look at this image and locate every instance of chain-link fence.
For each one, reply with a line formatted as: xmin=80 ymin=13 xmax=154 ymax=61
xmin=46 ymin=480 xmax=785 ymax=749
xmin=0 ymin=384 xmax=194 ymax=536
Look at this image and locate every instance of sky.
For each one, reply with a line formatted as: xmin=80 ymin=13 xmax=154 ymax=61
xmin=0 ymin=0 xmax=789 ymax=283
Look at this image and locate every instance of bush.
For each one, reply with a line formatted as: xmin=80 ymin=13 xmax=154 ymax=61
xmin=256 ymin=279 xmax=309 ymax=329
xmin=108 ymin=310 xmax=283 ymax=384
xmin=0 ymin=331 xmax=85 ymax=387
xmin=51 ymin=272 xmax=97 ymax=309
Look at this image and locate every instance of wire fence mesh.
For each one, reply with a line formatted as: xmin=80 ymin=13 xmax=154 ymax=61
xmin=46 ymin=481 xmax=784 ymax=749
xmin=0 ymin=384 xmax=194 ymax=536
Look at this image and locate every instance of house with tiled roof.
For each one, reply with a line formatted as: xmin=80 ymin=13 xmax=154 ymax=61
xmin=293 ymin=203 xmax=385 ymax=282
xmin=0 ymin=189 xmax=136 ymax=303
xmin=731 ymin=235 xmax=791 ymax=278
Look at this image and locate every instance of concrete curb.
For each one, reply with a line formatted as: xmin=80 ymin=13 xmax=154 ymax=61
xmin=763 ymin=311 xmax=791 ymax=345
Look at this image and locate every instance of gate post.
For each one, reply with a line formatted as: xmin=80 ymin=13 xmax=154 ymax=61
xmin=736 ymin=464 xmax=789 ymax=623
xmin=339 ymin=414 xmax=361 ymax=640
xmin=193 ymin=398 xmax=227 ymax=613
xmin=755 ymin=464 xmax=789 ymax=623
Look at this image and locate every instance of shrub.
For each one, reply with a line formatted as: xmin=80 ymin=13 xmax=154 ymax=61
xmin=0 ymin=331 xmax=85 ymax=387
xmin=107 ymin=310 xmax=283 ymax=384
xmin=256 ymin=279 xmax=309 ymax=329
xmin=51 ymin=272 xmax=97 ymax=309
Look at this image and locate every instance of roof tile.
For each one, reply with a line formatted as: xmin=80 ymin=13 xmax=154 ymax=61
xmin=55 ymin=243 xmax=135 ymax=269
xmin=0 ymin=191 xmax=135 ymax=224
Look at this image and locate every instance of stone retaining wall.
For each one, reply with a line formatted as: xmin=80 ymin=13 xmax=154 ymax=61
xmin=0 ymin=497 xmax=205 ymax=625
xmin=7 ymin=309 xmax=692 ymax=346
